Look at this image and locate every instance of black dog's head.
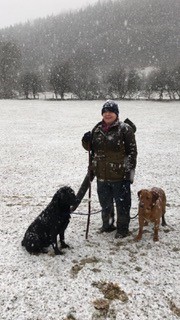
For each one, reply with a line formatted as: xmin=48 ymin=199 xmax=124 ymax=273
xmin=59 ymin=186 xmax=77 ymax=206
xmin=52 ymin=186 xmax=78 ymax=208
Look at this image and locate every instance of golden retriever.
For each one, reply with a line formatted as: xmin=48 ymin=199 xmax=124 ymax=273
xmin=136 ymin=187 xmax=167 ymax=241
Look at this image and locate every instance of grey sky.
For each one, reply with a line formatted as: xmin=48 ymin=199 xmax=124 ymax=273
xmin=0 ymin=0 xmax=100 ymax=29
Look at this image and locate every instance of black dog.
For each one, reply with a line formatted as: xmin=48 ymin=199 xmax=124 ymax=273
xmin=22 ymin=186 xmax=78 ymax=255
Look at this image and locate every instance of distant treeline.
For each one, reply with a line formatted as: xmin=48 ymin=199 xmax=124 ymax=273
xmin=0 ymin=41 xmax=180 ymax=100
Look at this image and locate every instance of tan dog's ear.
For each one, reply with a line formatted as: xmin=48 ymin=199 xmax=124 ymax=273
xmin=137 ymin=190 xmax=142 ymax=198
xmin=152 ymin=191 xmax=159 ymax=204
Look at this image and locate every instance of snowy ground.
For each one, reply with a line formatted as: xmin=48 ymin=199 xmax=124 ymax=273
xmin=0 ymin=99 xmax=180 ymax=320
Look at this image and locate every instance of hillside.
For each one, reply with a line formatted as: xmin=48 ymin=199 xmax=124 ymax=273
xmin=0 ymin=0 xmax=180 ymax=76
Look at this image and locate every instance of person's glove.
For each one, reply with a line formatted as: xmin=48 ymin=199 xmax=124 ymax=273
xmin=82 ymin=131 xmax=92 ymax=143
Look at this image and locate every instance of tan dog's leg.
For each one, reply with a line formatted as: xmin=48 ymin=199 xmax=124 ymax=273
xmin=136 ymin=215 xmax=144 ymax=241
xmin=161 ymin=189 xmax=167 ymax=226
xmin=161 ymin=201 xmax=167 ymax=226
xmin=153 ymin=217 xmax=160 ymax=241
xmin=162 ymin=215 xmax=167 ymax=226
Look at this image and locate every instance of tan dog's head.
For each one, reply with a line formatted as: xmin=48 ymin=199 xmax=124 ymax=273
xmin=138 ymin=189 xmax=159 ymax=211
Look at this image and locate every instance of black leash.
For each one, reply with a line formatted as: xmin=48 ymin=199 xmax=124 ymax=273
xmin=130 ymin=213 xmax=139 ymax=220
xmin=72 ymin=208 xmax=102 ymax=216
xmin=72 ymin=209 xmax=138 ymax=219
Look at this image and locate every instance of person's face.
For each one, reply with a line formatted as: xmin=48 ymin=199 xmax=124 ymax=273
xmin=102 ymin=111 xmax=117 ymax=125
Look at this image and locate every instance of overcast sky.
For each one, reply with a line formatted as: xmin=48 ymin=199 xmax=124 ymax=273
xmin=0 ymin=0 xmax=100 ymax=29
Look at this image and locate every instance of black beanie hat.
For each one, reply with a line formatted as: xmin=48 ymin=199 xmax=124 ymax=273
xmin=101 ymin=100 xmax=119 ymax=116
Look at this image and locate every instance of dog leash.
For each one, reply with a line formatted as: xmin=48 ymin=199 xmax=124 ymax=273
xmin=72 ymin=209 xmax=139 ymax=219
xmin=130 ymin=213 xmax=139 ymax=219
xmin=71 ymin=208 xmax=102 ymax=216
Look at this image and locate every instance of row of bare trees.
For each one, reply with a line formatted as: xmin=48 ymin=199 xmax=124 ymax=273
xmin=1 ymin=41 xmax=180 ymax=100
xmin=144 ymin=68 xmax=180 ymax=100
xmin=22 ymin=64 xmax=180 ymax=100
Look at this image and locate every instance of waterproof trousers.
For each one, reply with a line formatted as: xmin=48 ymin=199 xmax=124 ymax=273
xmin=97 ymin=180 xmax=131 ymax=235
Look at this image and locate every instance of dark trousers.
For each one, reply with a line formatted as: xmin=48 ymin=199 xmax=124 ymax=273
xmin=97 ymin=180 xmax=131 ymax=234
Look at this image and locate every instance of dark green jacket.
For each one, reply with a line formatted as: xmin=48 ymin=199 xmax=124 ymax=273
xmin=82 ymin=119 xmax=137 ymax=181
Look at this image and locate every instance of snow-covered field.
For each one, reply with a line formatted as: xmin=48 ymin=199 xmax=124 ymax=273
xmin=0 ymin=99 xmax=180 ymax=320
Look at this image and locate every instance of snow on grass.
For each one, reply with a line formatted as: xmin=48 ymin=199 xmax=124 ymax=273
xmin=0 ymin=99 xmax=180 ymax=320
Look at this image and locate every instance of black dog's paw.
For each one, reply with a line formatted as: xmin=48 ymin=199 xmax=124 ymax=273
xmin=61 ymin=241 xmax=70 ymax=249
xmin=54 ymin=248 xmax=64 ymax=255
xmin=55 ymin=250 xmax=64 ymax=255
xmin=42 ymin=248 xmax=48 ymax=253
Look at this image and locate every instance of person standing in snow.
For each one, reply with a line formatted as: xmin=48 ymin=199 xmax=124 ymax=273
xmin=82 ymin=100 xmax=137 ymax=238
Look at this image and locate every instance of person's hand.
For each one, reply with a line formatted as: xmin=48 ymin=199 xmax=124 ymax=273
xmin=82 ymin=131 xmax=92 ymax=143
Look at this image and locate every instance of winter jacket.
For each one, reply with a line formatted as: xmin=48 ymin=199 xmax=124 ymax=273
xmin=82 ymin=119 xmax=137 ymax=182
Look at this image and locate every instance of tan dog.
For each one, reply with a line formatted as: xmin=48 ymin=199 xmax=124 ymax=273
xmin=136 ymin=187 xmax=167 ymax=241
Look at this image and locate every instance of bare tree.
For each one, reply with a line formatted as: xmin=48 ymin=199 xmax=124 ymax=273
xmin=20 ymin=71 xmax=42 ymax=99
xmin=0 ymin=41 xmax=21 ymax=98
xmin=70 ymin=50 xmax=99 ymax=99
xmin=170 ymin=66 xmax=180 ymax=100
xmin=106 ymin=68 xmax=127 ymax=99
xmin=144 ymin=71 xmax=157 ymax=99
xmin=126 ymin=69 xmax=141 ymax=99
xmin=149 ymin=69 xmax=172 ymax=100
xmin=49 ymin=62 xmax=71 ymax=99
